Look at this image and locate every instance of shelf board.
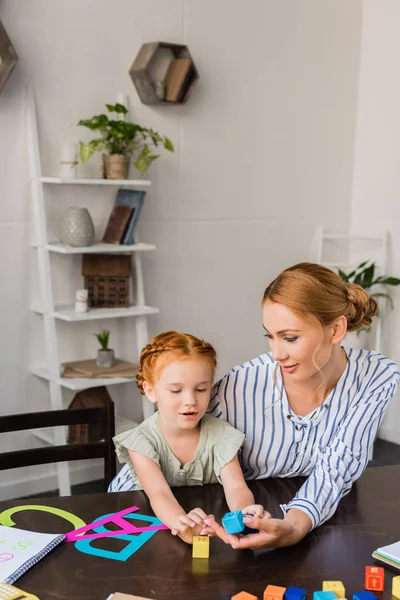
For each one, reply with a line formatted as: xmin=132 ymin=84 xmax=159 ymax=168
xmin=32 ymin=366 xmax=137 ymax=390
xmin=39 ymin=177 xmax=151 ymax=187
xmin=32 ymin=304 xmax=159 ymax=321
xmin=31 ymin=416 xmax=138 ymax=446
xmin=46 ymin=241 xmax=156 ymax=254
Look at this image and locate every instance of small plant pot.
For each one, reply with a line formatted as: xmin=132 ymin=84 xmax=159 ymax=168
xmin=103 ymin=153 xmax=129 ymax=179
xmin=96 ymin=348 xmax=115 ymax=368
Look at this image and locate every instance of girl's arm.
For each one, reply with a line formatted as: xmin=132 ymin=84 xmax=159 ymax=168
xmin=220 ymin=454 xmax=261 ymax=513
xmin=129 ymin=450 xmax=207 ymax=543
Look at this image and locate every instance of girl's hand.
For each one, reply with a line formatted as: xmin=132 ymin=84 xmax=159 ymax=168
xmin=171 ymin=508 xmax=211 ymax=543
xmin=241 ymin=504 xmax=268 ymax=519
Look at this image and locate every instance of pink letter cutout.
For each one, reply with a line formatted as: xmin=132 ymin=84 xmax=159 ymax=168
xmin=65 ymin=506 xmax=168 ymax=542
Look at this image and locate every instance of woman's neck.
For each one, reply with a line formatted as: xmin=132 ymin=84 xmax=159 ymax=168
xmin=283 ymin=345 xmax=348 ymax=409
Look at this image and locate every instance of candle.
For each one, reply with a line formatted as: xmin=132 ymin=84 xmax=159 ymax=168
xmin=75 ymin=289 xmax=88 ymax=313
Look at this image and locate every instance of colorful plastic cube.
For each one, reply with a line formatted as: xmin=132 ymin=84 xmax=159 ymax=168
xmin=284 ymin=587 xmax=306 ymax=600
xmin=393 ymin=575 xmax=400 ymax=599
xmin=353 ymin=592 xmax=378 ymax=600
xmin=323 ymin=581 xmax=346 ymax=598
xmin=314 ymin=592 xmax=338 ymax=600
xmin=231 ymin=592 xmax=258 ymax=600
xmin=264 ymin=585 xmax=286 ymax=600
xmin=222 ymin=511 xmax=245 ymax=534
xmin=365 ymin=566 xmax=384 ymax=592
xmin=192 ymin=535 xmax=209 ymax=558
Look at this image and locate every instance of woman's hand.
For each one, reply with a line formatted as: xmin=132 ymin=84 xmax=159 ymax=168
xmin=203 ymin=509 xmax=312 ymax=550
xmin=171 ymin=508 xmax=212 ymax=544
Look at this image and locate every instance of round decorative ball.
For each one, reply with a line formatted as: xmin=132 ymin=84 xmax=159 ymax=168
xmin=61 ymin=207 xmax=95 ymax=247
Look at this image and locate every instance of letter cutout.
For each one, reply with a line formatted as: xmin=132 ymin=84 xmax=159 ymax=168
xmin=0 ymin=505 xmax=85 ymax=530
xmin=75 ymin=510 xmax=166 ymax=561
xmin=66 ymin=506 xmax=167 ymax=542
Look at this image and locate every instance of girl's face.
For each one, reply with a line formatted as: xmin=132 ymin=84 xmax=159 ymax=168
xmin=143 ymin=357 xmax=212 ymax=431
xmin=262 ymin=301 xmax=338 ymax=381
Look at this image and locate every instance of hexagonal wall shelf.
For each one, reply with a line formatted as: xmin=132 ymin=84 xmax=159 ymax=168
xmin=129 ymin=42 xmax=199 ymax=105
xmin=0 ymin=20 xmax=18 ymax=93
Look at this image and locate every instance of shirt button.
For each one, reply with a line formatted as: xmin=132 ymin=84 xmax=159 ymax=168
xmin=179 ymin=471 xmax=185 ymax=476
xmin=287 ymin=415 xmax=292 ymax=420
xmin=295 ymin=425 xmax=302 ymax=431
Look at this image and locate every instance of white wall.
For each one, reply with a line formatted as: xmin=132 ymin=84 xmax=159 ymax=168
xmin=350 ymin=0 xmax=400 ymax=443
xmin=0 ymin=0 xmax=362 ymax=497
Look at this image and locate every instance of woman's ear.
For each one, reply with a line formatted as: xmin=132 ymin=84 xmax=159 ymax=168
xmin=331 ymin=315 xmax=348 ymax=344
xmin=143 ymin=381 xmax=156 ymax=403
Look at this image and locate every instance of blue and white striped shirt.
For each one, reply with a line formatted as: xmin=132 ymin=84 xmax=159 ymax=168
xmin=207 ymin=347 xmax=400 ymax=529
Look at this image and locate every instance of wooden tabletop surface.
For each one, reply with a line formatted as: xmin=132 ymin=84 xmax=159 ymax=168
xmin=1 ymin=464 xmax=399 ymax=600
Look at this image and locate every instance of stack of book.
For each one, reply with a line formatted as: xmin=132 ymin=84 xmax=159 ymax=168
xmin=62 ymin=359 xmax=138 ymax=379
xmin=164 ymin=57 xmax=193 ymax=103
xmin=102 ymin=189 xmax=146 ymax=245
xmin=372 ymin=541 xmax=400 ymax=570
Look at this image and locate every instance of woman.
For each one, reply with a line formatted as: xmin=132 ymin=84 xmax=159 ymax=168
xmin=204 ymin=262 xmax=400 ymax=549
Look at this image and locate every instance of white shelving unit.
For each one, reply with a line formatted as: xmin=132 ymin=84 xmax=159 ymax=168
xmin=27 ymin=89 xmax=157 ymax=495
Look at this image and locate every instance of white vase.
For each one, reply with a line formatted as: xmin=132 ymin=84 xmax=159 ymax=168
xmin=60 ymin=207 xmax=95 ymax=247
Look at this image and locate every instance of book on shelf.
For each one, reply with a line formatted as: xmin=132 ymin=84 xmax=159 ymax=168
xmin=0 ymin=525 xmax=65 ymax=585
xmin=113 ymin=188 xmax=146 ymax=244
xmin=102 ymin=204 xmax=134 ymax=244
xmin=164 ymin=57 xmax=193 ymax=102
xmin=61 ymin=358 xmax=138 ymax=379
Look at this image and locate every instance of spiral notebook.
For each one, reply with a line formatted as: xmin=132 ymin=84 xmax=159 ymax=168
xmin=0 ymin=525 xmax=65 ymax=584
xmin=372 ymin=540 xmax=400 ymax=570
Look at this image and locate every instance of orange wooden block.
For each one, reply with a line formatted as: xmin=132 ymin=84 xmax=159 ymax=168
xmin=365 ymin=566 xmax=384 ymax=591
xmin=264 ymin=585 xmax=286 ymax=600
xmin=231 ymin=593 xmax=258 ymax=600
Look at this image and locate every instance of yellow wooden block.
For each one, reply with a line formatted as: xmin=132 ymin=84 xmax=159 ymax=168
xmin=192 ymin=535 xmax=210 ymax=558
xmin=322 ymin=582 xmax=345 ymax=598
xmin=393 ymin=576 xmax=400 ymax=599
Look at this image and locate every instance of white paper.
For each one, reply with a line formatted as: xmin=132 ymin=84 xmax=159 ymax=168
xmin=0 ymin=525 xmax=63 ymax=582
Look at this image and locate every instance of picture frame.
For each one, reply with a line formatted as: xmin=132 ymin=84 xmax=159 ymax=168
xmin=0 ymin=20 xmax=18 ymax=93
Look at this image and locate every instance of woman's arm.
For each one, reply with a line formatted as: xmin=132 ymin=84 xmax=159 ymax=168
xmin=129 ymin=450 xmax=208 ymax=543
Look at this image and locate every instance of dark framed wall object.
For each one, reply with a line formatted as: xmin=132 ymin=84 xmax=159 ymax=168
xmin=130 ymin=42 xmax=199 ymax=105
xmin=0 ymin=20 xmax=18 ymax=92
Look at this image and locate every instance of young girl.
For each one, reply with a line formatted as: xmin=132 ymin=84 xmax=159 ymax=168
xmin=108 ymin=330 xmax=263 ymax=544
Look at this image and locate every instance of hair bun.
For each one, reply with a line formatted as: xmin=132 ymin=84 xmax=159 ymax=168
xmin=345 ymin=283 xmax=378 ymax=332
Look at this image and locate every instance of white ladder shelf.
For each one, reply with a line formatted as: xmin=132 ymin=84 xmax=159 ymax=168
xmin=27 ymin=88 xmax=156 ymax=495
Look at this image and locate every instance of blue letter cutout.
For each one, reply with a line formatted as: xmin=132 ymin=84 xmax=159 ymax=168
xmin=75 ymin=511 xmax=164 ymax=561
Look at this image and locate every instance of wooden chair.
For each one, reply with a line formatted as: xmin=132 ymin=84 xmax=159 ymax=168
xmin=0 ymin=404 xmax=116 ymax=492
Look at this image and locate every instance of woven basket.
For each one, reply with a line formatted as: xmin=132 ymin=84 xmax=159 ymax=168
xmin=103 ymin=154 xmax=129 ymax=179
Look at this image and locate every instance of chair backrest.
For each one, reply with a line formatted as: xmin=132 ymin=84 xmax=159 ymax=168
xmin=0 ymin=404 xmax=116 ymax=492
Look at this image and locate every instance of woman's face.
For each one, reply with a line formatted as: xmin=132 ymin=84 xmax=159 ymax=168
xmin=262 ymin=301 xmax=335 ymax=381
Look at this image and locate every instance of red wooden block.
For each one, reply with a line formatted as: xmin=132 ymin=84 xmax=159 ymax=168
xmin=365 ymin=566 xmax=384 ymax=592
xmin=232 ymin=593 xmax=258 ymax=600
xmin=264 ymin=585 xmax=286 ymax=600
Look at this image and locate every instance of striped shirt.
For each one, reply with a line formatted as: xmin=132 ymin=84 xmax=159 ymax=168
xmin=207 ymin=347 xmax=400 ymax=529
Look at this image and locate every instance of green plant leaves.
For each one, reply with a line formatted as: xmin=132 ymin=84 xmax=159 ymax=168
xmin=77 ymin=103 xmax=174 ymax=173
xmin=94 ymin=329 xmax=110 ymax=350
xmin=338 ymin=260 xmax=400 ymax=311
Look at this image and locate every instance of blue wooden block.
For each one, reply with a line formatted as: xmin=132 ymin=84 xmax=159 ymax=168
xmin=314 ymin=592 xmax=338 ymax=600
xmin=284 ymin=586 xmax=306 ymax=600
xmin=353 ymin=592 xmax=378 ymax=600
xmin=222 ymin=511 xmax=244 ymax=534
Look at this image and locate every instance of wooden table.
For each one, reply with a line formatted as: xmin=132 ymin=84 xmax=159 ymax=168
xmin=1 ymin=465 xmax=400 ymax=600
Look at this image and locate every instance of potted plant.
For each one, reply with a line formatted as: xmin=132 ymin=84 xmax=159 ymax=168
xmin=94 ymin=328 xmax=115 ymax=368
xmin=78 ymin=103 xmax=174 ymax=179
xmin=339 ymin=261 xmax=400 ymax=347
